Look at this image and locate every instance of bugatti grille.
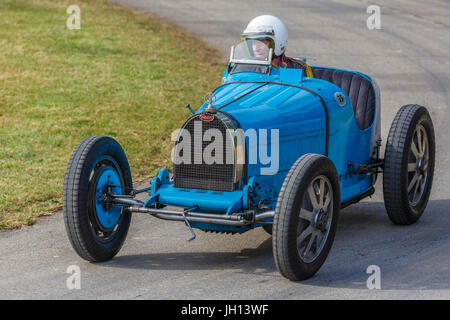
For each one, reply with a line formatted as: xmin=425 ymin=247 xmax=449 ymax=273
xmin=173 ymin=114 xmax=236 ymax=192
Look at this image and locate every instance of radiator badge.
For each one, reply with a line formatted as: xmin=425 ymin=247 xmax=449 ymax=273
xmin=199 ymin=114 xmax=214 ymax=122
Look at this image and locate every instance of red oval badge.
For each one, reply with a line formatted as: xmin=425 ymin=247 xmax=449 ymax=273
xmin=199 ymin=114 xmax=214 ymax=122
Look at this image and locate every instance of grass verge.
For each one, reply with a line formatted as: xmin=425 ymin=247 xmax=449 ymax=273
xmin=0 ymin=0 xmax=225 ymax=229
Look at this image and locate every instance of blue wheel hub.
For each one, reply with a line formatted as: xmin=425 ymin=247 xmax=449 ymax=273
xmin=94 ymin=166 xmax=123 ymax=230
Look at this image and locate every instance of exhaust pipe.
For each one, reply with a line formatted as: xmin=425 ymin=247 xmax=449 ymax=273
xmin=127 ymin=206 xmax=274 ymax=226
xmin=111 ymin=195 xmax=274 ymax=226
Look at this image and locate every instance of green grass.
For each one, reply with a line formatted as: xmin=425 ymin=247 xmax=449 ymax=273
xmin=0 ymin=0 xmax=226 ymax=229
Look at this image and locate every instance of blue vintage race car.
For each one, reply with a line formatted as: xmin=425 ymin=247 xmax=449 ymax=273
xmin=63 ymin=40 xmax=435 ymax=281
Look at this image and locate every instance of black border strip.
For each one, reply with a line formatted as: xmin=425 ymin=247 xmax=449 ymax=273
xmin=4 ymin=300 xmax=441 ymax=317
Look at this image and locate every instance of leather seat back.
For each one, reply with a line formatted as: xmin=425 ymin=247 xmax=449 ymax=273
xmin=312 ymin=67 xmax=375 ymax=130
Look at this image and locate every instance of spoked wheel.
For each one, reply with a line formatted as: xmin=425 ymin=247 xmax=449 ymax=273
xmin=407 ymin=124 xmax=430 ymax=206
xmin=297 ymin=175 xmax=334 ymax=264
xmin=383 ymin=104 xmax=435 ymax=225
xmin=273 ymin=154 xmax=340 ymax=281
xmin=63 ymin=136 xmax=133 ymax=262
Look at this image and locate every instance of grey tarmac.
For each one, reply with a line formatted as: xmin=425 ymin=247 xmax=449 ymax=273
xmin=1 ymin=0 xmax=449 ymax=299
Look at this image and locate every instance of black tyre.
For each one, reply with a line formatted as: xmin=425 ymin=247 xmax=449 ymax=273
xmin=273 ymin=154 xmax=340 ymax=281
xmin=63 ymin=136 xmax=133 ymax=262
xmin=383 ymin=104 xmax=435 ymax=225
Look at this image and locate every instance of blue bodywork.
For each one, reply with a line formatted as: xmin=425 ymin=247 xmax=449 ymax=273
xmin=146 ymin=64 xmax=380 ymax=232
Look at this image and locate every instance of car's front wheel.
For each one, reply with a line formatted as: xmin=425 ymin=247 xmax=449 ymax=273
xmin=63 ymin=136 xmax=133 ymax=262
xmin=273 ymin=154 xmax=340 ymax=281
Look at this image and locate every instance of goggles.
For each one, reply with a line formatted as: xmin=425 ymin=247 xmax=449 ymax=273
xmin=240 ymin=31 xmax=275 ymax=50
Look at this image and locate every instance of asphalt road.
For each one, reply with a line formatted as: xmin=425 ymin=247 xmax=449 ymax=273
xmin=1 ymin=0 xmax=449 ymax=299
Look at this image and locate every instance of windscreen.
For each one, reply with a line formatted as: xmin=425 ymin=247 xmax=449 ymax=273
xmin=230 ymin=40 xmax=272 ymax=65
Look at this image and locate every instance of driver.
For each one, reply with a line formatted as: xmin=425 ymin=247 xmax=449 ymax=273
xmin=241 ymin=15 xmax=315 ymax=78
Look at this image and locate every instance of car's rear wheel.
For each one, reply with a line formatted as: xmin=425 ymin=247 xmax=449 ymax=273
xmin=63 ymin=136 xmax=133 ymax=262
xmin=383 ymin=104 xmax=435 ymax=225
xmin=273 ymin=154 xmax=340 ymax=281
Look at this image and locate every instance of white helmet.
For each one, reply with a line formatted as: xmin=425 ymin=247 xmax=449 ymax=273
xmin=241 ymin=15 xmax=288 ymax=57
